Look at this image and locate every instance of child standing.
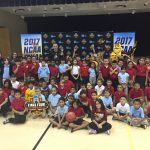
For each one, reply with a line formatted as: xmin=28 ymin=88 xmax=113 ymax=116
xmin=89 ymin=62 xmax=97 ymax=86
xmin=88 ymin=100 xmax=112 ymax=135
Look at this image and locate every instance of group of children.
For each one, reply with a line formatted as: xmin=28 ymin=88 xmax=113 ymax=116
xmin=0 ymin=44 xmax=150 ymax=135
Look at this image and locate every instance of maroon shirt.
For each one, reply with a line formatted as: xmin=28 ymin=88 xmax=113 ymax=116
xmin=145 ymin=87 xmax=150 ymax=102
xmin=11 ymin=98 xmax=25 ymax=111
xmin=114 ymin=91 xmax=126 ymax=103
xmin=129 ymin=88 xmax=144 ymax=99
xmin=58 ymin=85 xmax=68 ymax=97
xmin=91 ymin=109 xmax=107 ymax=123
xmin=126 ymin=67 xmax=135 ymax=81
xmin=100 ymin=64 xmax=110 ymax=78
xmin=13 ymin=65 xmax=24 ymax=78
xmin=0 ymin=92 xmax=8 ymax=105
xmin=69 ymin=107 xmax=85 ymax=117
xmin=18 ymin=86 xmax=28 ymax=97
xmin=136 ymin=64 xmax=148 ymax=77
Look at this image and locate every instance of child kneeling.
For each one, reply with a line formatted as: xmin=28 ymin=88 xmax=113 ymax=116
xmin=127 ymin=99 xmax=149 ymax=129
xmin=3 ymin=90 xmax=27 ymax=124
xmin=88 ymin=100 xmax=112 ymax=135
xmin=113 ymin=96 xmax=130 ymax=122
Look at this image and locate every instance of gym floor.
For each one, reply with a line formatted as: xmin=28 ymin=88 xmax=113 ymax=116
xmin=0 ymin=116 xmax=149 ymax=150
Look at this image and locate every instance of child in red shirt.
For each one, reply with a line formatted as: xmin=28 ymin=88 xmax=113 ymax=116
xmin=58 ymin=80 xmax=68 ymax=98
xmin=135 ymin=58 xmax=148 ymax=89
xmin=49 ymin=60 xmax=59 ymax=80
xmin=114 ymin=85 xmax=126 ymax=106
xmin=68 ymin=101 xmax=89 ymax=132
xmin=145 ymin=82 xmax=150 ymax=105
xmin=129 ymin=82 xmax=144 ymax=104
xmin=0 ymin=87 xmax=9 ymax=117
xmin=3 ymin=79 xmax=12 ymax=96
xmin=80 ymin=60 xmax=89 ymax=84
xmin=18 ymin=79 xmax=28 ymax=98
xmin=3 ymin=89 xmax=27 ymax=124
xmin=88 ymin=100 xmax=112 ymax=134
xmin=105 ymin=80 xmax=114 ymax=96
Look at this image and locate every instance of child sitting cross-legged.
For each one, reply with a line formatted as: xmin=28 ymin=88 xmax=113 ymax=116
xmin=88 ymin=99 xmax=112 ymax=135
xmin=127 ymin=99 xmax=149 ymax=129
xmin=112 ymin=96 xmax=130 ymax=122
xmin=49 ymin=97 xmax=69 ymax=129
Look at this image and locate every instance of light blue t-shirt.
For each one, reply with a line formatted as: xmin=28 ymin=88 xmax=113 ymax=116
xmin=102 ymin=96 xmax=113 ymax=108
xmin=48 ymin=94 xmax=61 ymax=107
xmin=3 ymin=64 xmax=10 ymax=79
xmin=55 ymin=105 xmax=68 ymax=117
xmin=88 ymin=68 xmax=96 ymax=77
xmin=38 ymin=66 xmax=50 ymax=78
xmin=58 ymin=64 xmax=68 ymax=74
xmin=130 ymin=106 xmax=144 ymax=118
xmin=33 ymin=94 xmax=46 ymax=102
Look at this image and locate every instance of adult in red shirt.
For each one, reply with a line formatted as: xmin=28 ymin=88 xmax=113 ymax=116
xmin=135 ymin=58 xmax=148 ymax=89
xmin=29 ymin=56 xmax=39 ymax=80
xmin=3 ymin=89 xmax=27 ymax=124
xmin=114 ymin=85 xmax=126 ymax=105
xmin=126 ymin=61 xmax=136 ymax=88
xmin=80 ymin=60 xmax=89 ymax=84
xmin=144 ymin=83 xmax=150 ymax=104
xmin=100 ymin=58 xmax=110 ymax=85
xmin=0 ymin=87 xmax=9 ymax=117
xmin=128 ymin=83 xmax=144 ymax=103
xmin=68 ymin=101 xmax=89 ymax=132
xmin=12 ymin=59 xmax=24 ymax=80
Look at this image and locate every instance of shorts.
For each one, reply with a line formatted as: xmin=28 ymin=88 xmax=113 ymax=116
xmin=73 ymin=118 xmax=84 ymax=125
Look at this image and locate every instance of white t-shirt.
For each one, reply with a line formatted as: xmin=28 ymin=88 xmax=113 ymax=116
xmin=11 ymin=81 xmax=19 ymax=89
xmin=95 ymin=85 xmax=105 ymax=95
xmin=116 ymin=103 xmax=130 ymax=114
xmin=72 ymin=65 xmax=80 ymax=75
xmin=118 ymin=72 xmax=129 ymax=84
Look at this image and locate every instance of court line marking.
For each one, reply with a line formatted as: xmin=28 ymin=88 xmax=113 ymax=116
xmin=126 ymin=124 xmax=135 ymax=150
xmin=32 ymin=123 xmax=51 ymax=150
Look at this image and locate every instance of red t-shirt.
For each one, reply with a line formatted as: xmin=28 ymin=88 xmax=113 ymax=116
xmin=110 ymin=67 xmax=119 ymax=80
xmin=79 ymin=96 xmax=90 ymax=104
xmin=64 ymin=80 xmax=74 ymax=92
xmin=3 ymin=88 xmax=11 ymax=96
xmin=105 ymin=86 xmax=114 ymax=96
xmin=114 ymin=91 xmax=126 ymax=103
xmin=129 ymin=88 xmax=144 ymax=99
xmin=11 ymin=99 xmax=25 ymax=111
xmin=30 ymin=63 xmax=39 ymax=75
xmin=100 ymin=64 xmax=110 ymax=78
xmin=58 ymin=85 xmax=68 ymax=97
xmin=80 ymin=66 xmax=89 ymax=77
xmin=91 ymin=109 xmax=107 ymax=123
xmin=22 ymin=63 xmax=30 ymax=76
xmin=136 ymin=64 xmax=148 ymax=77
xmin=126 ymin=67 xmax=135 ymax=80
xmin=13 ymin=65 xmax=24 ymax=78
xmin=69 ymin=107 xmax=85 ymax=117
xmin=18 ymin=86 xmax=28 ymax=97
xmin=144 ymin=87 xmax=150 ymax=102
xmin=49 ymin=66 xmax=59 ymax=77
xmin=0 ymin=93 xmax=8 ymax=105
xmin=87 ymin=89 xmax=95 ymax=99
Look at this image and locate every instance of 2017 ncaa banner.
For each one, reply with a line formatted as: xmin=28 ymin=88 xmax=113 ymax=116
xmin=113 ymin=32 xmax=135 ymax=54
xmin=21 ymin=34 xmax=42 ymax=55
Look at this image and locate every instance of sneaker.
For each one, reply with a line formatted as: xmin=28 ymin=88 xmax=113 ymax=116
xmin=3 ymin=119 xmax=9 ymax=125
xmin=141 ymin=125 xmax=147 ymax=129
xmin=106 ymin=130 xmax=111 ymax=135
xmin=89 ymin=129 xmax=97 ymax=134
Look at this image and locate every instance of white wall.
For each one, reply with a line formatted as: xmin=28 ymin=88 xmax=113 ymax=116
xmin=0 ymin=10 xmax=27 ymax=55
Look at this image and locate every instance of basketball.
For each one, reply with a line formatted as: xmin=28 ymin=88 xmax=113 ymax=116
xmin=66 ymin=112 xmax=76 ymax=123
